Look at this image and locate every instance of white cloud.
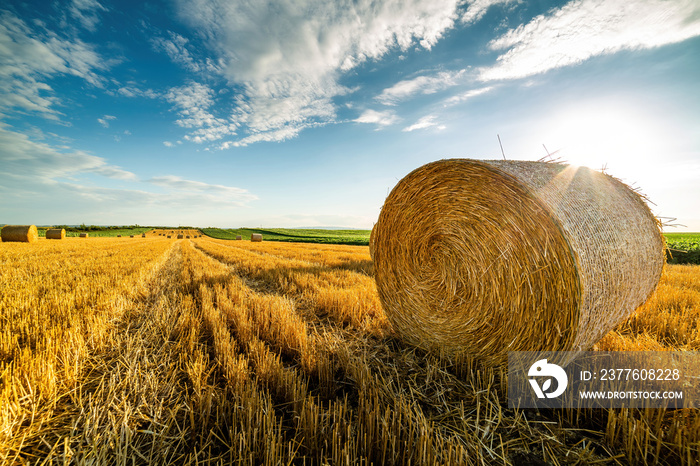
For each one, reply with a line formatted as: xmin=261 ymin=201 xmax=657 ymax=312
xmin=0 ymin=124 xmax=257 ymax=218
xmin=151 ymin=31 xmax=223 ymax=74
xmin=479 ymin=0 xmax=700 ymax=81
xmin=69 ymin=0 xmax=107 ymax=32
xmin=175 ymin=0 xmax=464 ymax=144
xmin=148 ymin=175 xmax=257 ymax=205
xmin=117 ymin=84 xmax=159 ymax=99
xmin=163 ymin=141 xmax=174 ymax=147
xmin=97 ymin=114 xmax=116 ymax=128
xmin=164 ymin=81 xmax=237 ymax=143
xmin=460 ymin=0 xmax=514 ymax=24
xmin=377 ymin=69 xmax=466 ymax=105
xmin=402 ymin=114 xmax=445 ymax=132
xmin=444 ymin=86 xmax=494 ymax=105
xmin=0 ymin=11 xmax=109 ymax=119
xmin=222 ymin=125 xmax=309 ymax=148
xmin=353 ymin=109 xmax=400 ymax=128
xmin=0 ymin=123 xmax=137 ymax=183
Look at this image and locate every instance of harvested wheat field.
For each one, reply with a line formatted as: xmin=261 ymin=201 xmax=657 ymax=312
xmin=1 ymin=235 xmax=699 ymax=465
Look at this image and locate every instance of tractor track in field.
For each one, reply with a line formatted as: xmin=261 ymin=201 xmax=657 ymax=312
xmin=198 ymin=237 xmax=374 ymax=276
xmin=190 ymin=240 xmax=385 ymax=341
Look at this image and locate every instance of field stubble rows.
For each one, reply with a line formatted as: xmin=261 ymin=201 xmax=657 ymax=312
xmin=1 ymin=236 xmax=699 ymax=464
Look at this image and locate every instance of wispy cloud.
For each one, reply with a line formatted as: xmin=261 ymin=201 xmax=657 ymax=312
xmin=0 ymin=123 xmax=257 ymax=216
xmin=479 ymin=0 xmax=700 ymax=82
xmin=0 ymin=11 xmax=110 ymax=120
xmin=353 ymin=109 xmax=400 ymax=128
xmin=461 ymin=0 xmax=515 ymax=24
xmin=377 ymin=70 xmax=466 ymax=105
xmin=148 ymin=175 xmax=257 ymax=205
xmin=175 ymin=0 xmax=465 ymax=145
xmin=0 ymin=123 xmax=137 ymax=182
xmin=116 ymin=84 xmax=159 ymax=99
xmin=97 ymin=114 xmax=116 ymax=128
xmin=220 ymin=125 xmax=311 ymax=148
xmin=151 ymin=31 xmax=223 ymax=74
xmin=164 ymin=81 xmax=237 ymax=143
xmin=444 ymin=86 xmax=494 ymax=105
xmin=69 ymin=0 xmax=107 ymax=32
xmin=402 ymin=115 xmax=445 ymax=132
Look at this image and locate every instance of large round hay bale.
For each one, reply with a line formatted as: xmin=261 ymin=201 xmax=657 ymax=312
xmin=251 ymin=233 xmax=263 ymax=242
xmin=236 ymin=235 xmax=242 ymax=240
xmin=46 ymin=228 xmax=65 ymax=240
xmin=1 ymin=225 xmax=38 ymax=243
xmin=373 ymin=159 xmax=664 ymax=365
xmin=79 ymin=233 xmax=88 ymax=238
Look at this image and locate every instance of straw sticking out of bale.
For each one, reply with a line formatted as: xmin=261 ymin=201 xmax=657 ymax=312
xmin=236 ymin=235 xmax=242 ymax=240
xmin=251 ymin=233 xmax=263 ymax=242
xmin=1 ymin=225 xmax=38 ymax=243
xmin=372 ymin=159 xmax=664 ymax=366
xmin=46 ymin=228 xmax=65 ymax=240
xmin=79 ymin=233 xmax=88 ymax=238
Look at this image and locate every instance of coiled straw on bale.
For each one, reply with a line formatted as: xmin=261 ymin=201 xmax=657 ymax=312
xmin=46 ymin=228 xmax=65 ymax=240
xmin=372 ymin=159 xmax=664 ymax=365
xmin=251 ymin=233 xmax=263 ymax=242
xmin=1 ymin=225 xmax=38 ymax=243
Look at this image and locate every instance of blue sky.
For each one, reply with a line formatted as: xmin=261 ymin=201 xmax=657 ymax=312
xmin=1 ymin=0 xmax=699 ymax=230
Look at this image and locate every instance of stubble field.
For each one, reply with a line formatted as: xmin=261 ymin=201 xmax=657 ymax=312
xmin=1 ymin=233 xmax=699 ymax=465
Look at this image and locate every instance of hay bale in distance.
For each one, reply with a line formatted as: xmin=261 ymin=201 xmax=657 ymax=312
xmin=251 ymin=233 xmax=263 ymax=242
xmin=236 ymin=235 xmax=242 ymax=240
xmin=130 ymin=235 xmax=134 ymax=238
xmin=1 ymin=225 xmax=38 ymax=243
xmin=46 ymin=228 xmax=65 ymax=240
xmin=79 ymin=233 xmax=88 ymax=238
xmin=117 ymin=235 xmax=122 ymax=237
xmin=167 ymin=235 xmax=171 ymax=238
xmin=372 ymin=159 xmax=664 ymax=366
xmin=177 ymin=234 xmax=184 ymax=239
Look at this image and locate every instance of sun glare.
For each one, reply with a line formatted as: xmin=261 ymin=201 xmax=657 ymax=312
xmin=542 ymin=105 xmax=662 ymax=173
